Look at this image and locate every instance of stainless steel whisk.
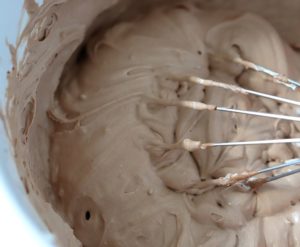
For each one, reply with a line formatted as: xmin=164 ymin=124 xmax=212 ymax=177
xmin=151 ymin=56 xmax=300 ymax=191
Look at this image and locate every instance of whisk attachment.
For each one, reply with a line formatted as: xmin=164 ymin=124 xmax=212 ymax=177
xmin=181 ymin=158 xmax=300 ymax=194
xmin=237 ymin=158 xmax=300 ymax=190
xmin=189 ymin=76 xmax=300 ymax=107
xmin=233 ymin=57 xmax=300 ymax=90
xmin=151 ymin=97 xmax=300 ymax=122
xmin=150 ymin=58 xmax=300 ymax=190
xmin=164 ymin=138 xmax=300 ymax=151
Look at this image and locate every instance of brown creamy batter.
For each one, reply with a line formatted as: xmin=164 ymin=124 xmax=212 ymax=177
xmin=5 ymin=0 xmax=300 ymax=247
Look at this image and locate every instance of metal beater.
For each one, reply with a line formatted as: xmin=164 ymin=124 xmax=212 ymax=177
xmin=151 ymin=56 xmax=300 ymax=192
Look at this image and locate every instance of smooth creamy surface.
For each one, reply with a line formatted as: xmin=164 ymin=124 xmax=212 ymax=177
xmin=6 ymin=1 xmax=300 ymax=247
